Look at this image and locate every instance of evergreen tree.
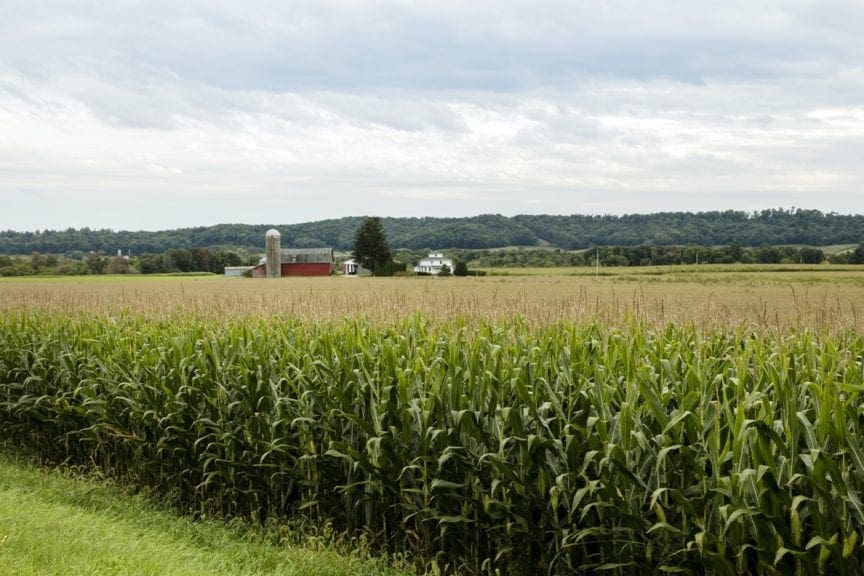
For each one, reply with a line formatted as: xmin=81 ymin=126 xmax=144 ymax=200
xmin=851 ymin=243 xmax=864 ymax=264
xmin=352 ymin=216 xmax=392 ymax=275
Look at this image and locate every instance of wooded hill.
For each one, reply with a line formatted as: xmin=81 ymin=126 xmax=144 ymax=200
xmin=2 ymin=209 xmax=862 ymax=255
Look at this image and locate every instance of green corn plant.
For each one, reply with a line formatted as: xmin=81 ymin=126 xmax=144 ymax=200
xmin=2 ymin=311 xmax=864 ymax=574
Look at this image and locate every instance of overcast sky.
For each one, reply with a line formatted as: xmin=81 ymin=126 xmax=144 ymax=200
xmin=1 ymin=0 xmax=862 ymax=231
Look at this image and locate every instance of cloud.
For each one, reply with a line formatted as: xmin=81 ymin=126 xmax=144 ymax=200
xmin=4 ymin=1 xmax=863 ymax=91
xmin=0 ymin=0 xmax=862 ymax=230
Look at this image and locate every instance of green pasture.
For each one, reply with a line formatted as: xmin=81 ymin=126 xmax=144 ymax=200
xmin=0 ymin=455 xmax=409 ymax=576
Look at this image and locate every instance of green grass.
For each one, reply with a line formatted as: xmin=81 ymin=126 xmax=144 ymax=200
xmin=781 ymin=243 xmax=858 ymax=255
xmin=0 ymin=455 xmax=411 ymax=576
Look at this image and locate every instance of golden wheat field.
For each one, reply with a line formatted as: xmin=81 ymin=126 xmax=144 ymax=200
xmin=1 ymin=265 xmax=862 ymax=331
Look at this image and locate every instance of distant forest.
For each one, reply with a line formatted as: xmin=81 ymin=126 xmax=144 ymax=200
xmin=2 ymin=209 xmax=863 ymax=255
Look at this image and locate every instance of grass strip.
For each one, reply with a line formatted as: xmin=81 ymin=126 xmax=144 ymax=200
xmin=0 ymin=455 xmax=411 ymax=576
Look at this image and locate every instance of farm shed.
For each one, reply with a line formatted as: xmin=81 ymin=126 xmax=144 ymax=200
xmin=342 ymin=259 xmax=372 ymax=276
xmin=224 ymin=266 xmax=254 ymax=277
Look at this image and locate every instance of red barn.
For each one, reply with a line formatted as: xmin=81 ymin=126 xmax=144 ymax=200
xmin=251 ymin=247 xmax=333 ymax=277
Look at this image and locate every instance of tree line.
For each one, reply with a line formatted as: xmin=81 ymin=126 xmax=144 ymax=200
xmin=3 ymin=243 xmax=863 ymax=277
xmin=405 ymin=243 xmax=864 ymax=269
xmin=2 ymin=209 xmax=862 ymax=254
xmin=512 ymin=209 xmax=864 ymax=250
xmin=0 ymin=248 xmax=248 ymax=277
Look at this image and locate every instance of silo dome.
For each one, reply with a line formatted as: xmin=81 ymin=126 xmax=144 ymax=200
xmin=266 ymin=229 xmax=281 ymax=238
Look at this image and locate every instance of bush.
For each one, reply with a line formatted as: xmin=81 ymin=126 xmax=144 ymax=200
xmin=851 ymin=243 xmax=864 ymax=264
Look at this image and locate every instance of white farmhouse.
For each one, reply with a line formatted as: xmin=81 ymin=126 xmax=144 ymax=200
xmin=413 ymin=252 xmax=454 ymax=275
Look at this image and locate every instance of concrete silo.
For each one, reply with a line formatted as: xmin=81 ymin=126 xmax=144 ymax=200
xmin=265 ymin=229 xmax=281 ymax=278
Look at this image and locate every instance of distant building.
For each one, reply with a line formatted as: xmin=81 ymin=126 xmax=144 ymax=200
xmin=413 ymin=252 xmax=453 ymax=275
xmin=342 ymin=259 xmax=371 ymax=276
xmin=224 ymin=266 xmax=254 ymax=277
xmin=244 ymin=229 xmax=334 ymax=277
xmin=250 ymin=247 xmax=334 ymax=277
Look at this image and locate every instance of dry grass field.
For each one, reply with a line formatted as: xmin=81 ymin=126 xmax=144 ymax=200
xmin=1 ymin=265 xmax=862 ymax=332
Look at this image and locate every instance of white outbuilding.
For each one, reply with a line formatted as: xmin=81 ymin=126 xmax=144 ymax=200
xmin=342 ymin=259 xmax=371 ymax=276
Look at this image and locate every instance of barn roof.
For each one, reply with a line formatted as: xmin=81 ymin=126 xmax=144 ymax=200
xmin=280 ymin=248 xmax=333 ymax=264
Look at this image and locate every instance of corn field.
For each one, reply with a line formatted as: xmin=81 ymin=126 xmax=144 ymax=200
xmin=1 ymin=310 xmax=864 ymax=574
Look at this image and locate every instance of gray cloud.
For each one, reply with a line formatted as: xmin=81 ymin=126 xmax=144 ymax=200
xmin=0 ymin=0 xmax=862 ymax=230
xmin=4 ymin=1 xmax=862 ymax=91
